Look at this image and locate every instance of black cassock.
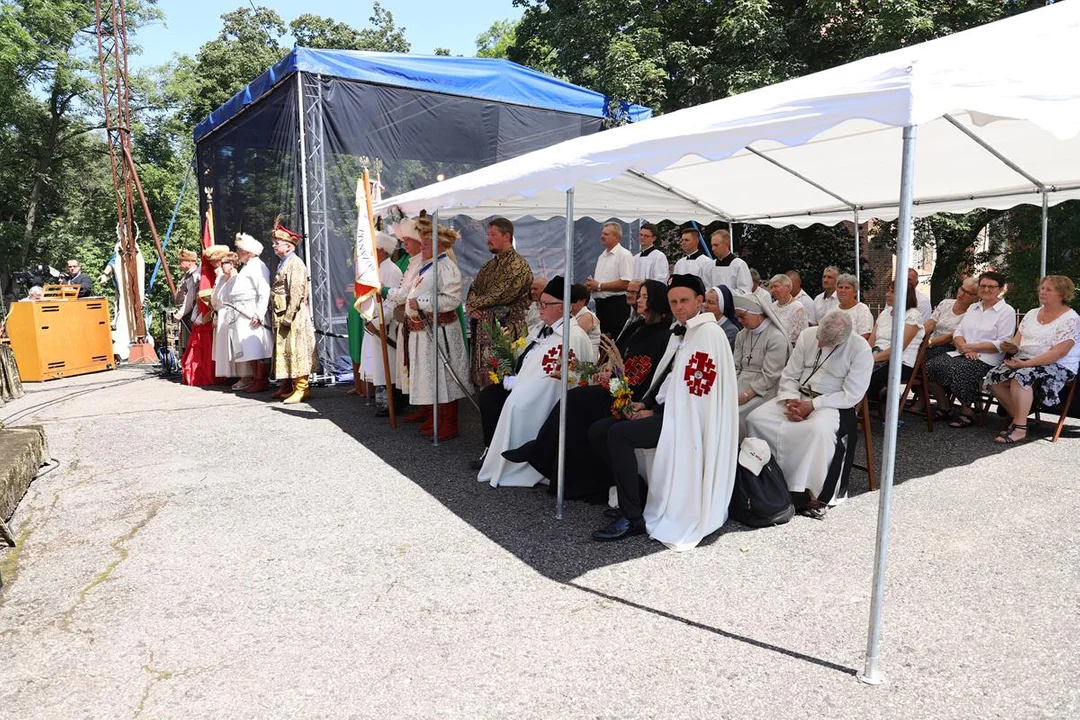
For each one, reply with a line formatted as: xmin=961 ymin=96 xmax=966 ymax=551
xmin=511 ymin=319 xmax=672 ymax=503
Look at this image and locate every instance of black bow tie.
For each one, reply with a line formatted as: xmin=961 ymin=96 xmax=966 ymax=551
xmin=672 ymin=325 xmax=686 ymax=336
xmin=540 ymin=326 xmax=554 ymax=338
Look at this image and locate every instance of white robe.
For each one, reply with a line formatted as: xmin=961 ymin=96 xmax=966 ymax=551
xmin=229 ymin=257 xmax=273 ymax=363
xmin=211 ymin=273 xmax=239 ymax=377
xmin=388 ymin=254 xmax=421 ymax=393
xmin=644 ymin=313 xmax=740 ymax=551
xmin=361 ymin=258 xmax=404 ymax=386
xmin=708 ymin=255 xmax=752 ymax=295
xmin=479 ymin=318 xmax=597 ymax=488
xmin=405 ymin=255 xmax=471 ymax=405
xmin=672 ymin=252 xmax=713 ymax=284
xmin=744 ymin=328 xmax=873 ymax=504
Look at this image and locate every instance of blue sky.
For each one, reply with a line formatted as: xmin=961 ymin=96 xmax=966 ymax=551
xmin=130 ymin=0 xmax=523 ymax=70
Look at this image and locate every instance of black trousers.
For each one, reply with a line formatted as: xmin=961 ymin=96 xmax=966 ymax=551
xmin=478 ymin=384 xmax=509 ymax=447
xmin=594 ymin=295 xmax=631 ymax=338
xmin=588 ymin=413 xmax=664 ymax=520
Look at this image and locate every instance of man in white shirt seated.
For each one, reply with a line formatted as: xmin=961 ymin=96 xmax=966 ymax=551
xmin=908 ymin=268 xmax=932 ymax=322
xmin=813 ymin=266 xmax=840 ymax=322
xmin=672 ymin=227 xmax=713 ymax=284
xmin=744 ymin=310 xmax=873 ymax=515
xmin=633 ymin=222 xmax=669 ymax=282
xmin=589 ymin=273 xmax=738 ymax=548
xmin=786 ymin=270 xmax=818 ymax=325
xmin=476 ymin=276 xmax=598 ymax=487
xmin=708 ymin=228 xmax=752 ymax=294
xmin=584 ymin=222 xmax=635 ymax=337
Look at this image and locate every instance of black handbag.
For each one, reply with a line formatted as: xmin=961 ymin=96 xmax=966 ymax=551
xmin=729 ymin=457 xmax=795 ymax=528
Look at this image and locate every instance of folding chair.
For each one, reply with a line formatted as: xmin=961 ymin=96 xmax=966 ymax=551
xmin=898 ymin=337 xmax=933 ymax=432
xmin=1035 ymin=373 xmax=1079 ymax=443
xmin=851 ymin=396 xmax=877 ymax=491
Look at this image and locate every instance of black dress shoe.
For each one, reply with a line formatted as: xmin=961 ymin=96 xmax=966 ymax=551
xmin=592 ymin=516 xmax=646 ymax=542
xmin=468 ymin=448 xmax=489 ymax=471
xmin=501 ymin=440 xmax=536 ymax=464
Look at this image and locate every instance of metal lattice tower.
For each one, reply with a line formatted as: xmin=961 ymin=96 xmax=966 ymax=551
xmin=95 ymin=0 xmax=174 ymax=346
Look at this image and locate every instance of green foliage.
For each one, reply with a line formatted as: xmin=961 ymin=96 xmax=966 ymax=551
xmin=290 ymin=3 xmax=409 ymax=53
xmin=476 ymin=19 xmax=518 ymax=60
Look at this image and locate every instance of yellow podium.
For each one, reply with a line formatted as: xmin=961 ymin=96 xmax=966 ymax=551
xmin=7 ymin=298 xmax=115 ymax=381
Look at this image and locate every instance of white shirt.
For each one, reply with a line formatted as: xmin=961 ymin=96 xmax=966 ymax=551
xmin=928 ymin=299 xmax=965 ymax=341
xmin=672 ymin=251 xmax=713 ymax=284
xmin=708 ymin=254 xmax=752 ymax=294
xmin=837 ymin=302 xmax=875 ymax=339
xmin=633 ymin=246 xmax=669 ymax=282
xmin=916 ymin=289 xmax=932 ymax=323
xmin=874 ymin=306 xmax=925 ymax=367
xmin=777 ymin=328 xmax=874 ymax=411
xmin=813 ymin=291 xmax=839 ymax=322
xmin=593 ymin=243 xmax=634 ymax=299
xmin=793 ymin=289 xmax=817 ymax=325
xmin=955 ymin=299 xmax=1016 ymax=365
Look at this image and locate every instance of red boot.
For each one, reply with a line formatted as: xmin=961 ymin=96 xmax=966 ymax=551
xmin=420 ymin=402 xmax=458 ymax=440
xmin=270 ymin=378 xmax=294 ymax=399
xmin=242 ymin=361 xmax=270 ymax=393
xmin=401 ymin=405 xmax=431 ymax=423
xmin=419 ymin=405 xmax=436 ymax=435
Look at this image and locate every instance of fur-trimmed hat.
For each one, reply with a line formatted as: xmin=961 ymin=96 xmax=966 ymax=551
xmin=178 ymin=249 xmax=197 ymax=262
xmin=392 ymin=218 xmax=421 ymax=242
xmin=436 ymin=225 xmax=460 ymax=247
xmin=271 ymin=222 xmax=303 ymax=246
xmin=203 ymin=244 xmax=230 ymax=261
xmin=234 ymin=233 xmax=263 ymax=256
xmin=375 ymin=231 xmax=397 ymax=255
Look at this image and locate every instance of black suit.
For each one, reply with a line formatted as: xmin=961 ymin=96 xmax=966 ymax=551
xmin=65 ymin=272 xmax=93 ymax=298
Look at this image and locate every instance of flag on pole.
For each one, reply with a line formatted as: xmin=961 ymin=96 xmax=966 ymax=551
xmin=353 ymin=173 xmax=382 ymax=320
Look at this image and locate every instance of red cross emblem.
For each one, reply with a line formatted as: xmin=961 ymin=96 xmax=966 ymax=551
xmin=683 ymin=351 xmax=717 ymax=396
xmin=541 ymin=346 xmax=575 ymax=377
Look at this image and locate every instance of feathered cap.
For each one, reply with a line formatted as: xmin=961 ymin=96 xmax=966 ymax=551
xmin=234 ymin=232 xmax=263 ymax=256
xmin=392 ymin=218 xmax=421 ymax=242
xmin=375 ymin=231 xmax=397 ymax=255
xmin=271 ymin=222 xmax=303 ymax=246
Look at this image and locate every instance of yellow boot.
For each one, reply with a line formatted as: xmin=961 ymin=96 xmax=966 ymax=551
xmin=283 ymin=375 xmax=310 ymax=404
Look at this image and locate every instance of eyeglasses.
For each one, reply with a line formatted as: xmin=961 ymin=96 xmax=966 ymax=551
xmin=538 ymin=300 xmax=563 ymax=308
xmin=627 ymin=291 xmax=639 ymax=298
xmin=978 ymin=283 xmax=1000 ymax=290
xmin=958 ymin=287 xmax=977 ymax=295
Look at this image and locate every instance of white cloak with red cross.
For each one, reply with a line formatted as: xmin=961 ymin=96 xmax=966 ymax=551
xmin=479 ymin=317 xmax=597 ymax=488
xmin=644 ymin=312 xmax=740 ymax=551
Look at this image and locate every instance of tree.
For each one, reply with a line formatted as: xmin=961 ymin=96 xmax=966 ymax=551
xmin=290 ymin=3 xmax=409 ymax=53
xmin=476 ymin=19 xmax=518 ymax=59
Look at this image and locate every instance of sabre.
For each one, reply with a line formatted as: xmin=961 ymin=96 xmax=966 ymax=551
xmin=418 ymin=310 xmax=481 ymax=412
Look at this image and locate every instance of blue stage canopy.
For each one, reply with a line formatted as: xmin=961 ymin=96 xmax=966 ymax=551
xmin=193 ymin=47 xmax=652 ymax=142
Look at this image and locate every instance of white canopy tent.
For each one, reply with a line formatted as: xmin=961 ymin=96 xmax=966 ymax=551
xmin=376 ymin=1 xmax=1080 ymax=685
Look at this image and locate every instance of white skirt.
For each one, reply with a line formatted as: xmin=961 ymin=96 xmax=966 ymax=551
xmin=744 ymin=399 xmax=840 ymax=501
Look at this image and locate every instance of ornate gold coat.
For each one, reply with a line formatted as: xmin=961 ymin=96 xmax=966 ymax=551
xmin=271 ymin=254 xmax=316 ymax=379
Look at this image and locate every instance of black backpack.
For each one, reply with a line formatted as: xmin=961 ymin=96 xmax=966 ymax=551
xmin=729 ymin=457 xmax=795 ymax=528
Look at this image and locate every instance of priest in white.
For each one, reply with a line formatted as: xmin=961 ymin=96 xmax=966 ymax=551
xmin=388 ymin=219 xmax=422 ymax=397
xmin=478 ymin=276 xmax=597 ymax=488
xmin=231 ymin=234 xmax=273 ymax=393
xmin=708 ymin=228 xmax=752 ymax=295
xmin=361 ymin=231 xmax=404 ymax=415
xmin=744 ymin=310 xmax=873 ymax=507
xmin=633 ymin=221 xmax=669 ymax=282
xmin=591 ymin=274 xmax=739 ymax=550
xmin=672 ymin=227 xmax=713 ymax=283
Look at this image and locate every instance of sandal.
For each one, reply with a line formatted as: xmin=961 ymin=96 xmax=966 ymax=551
xmin=993 ymin=424 xmax=1028 ymax=444
xmin=932 ymin=408 xmax=953 ymax=421
xmin=949 ymin=413 xmax=975 ymax=428
xmin=996 ymin=423 xmax=1015 ymax=438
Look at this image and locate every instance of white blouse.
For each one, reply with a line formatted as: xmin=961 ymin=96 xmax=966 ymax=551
xmin=772 ymin=298 xmax=808 ymax=343
xmin=875 ymin=306 xmax=925 ymax=367
xmin=929 ymin=299 xmax=965 ymax=340
xmin=837 ymin=302 xmax=874 ymax=338
xmin=1018 ymin=307 xmax=1080 ymax=374
xmin=956 ymin=299 xmax=1016 ymax=365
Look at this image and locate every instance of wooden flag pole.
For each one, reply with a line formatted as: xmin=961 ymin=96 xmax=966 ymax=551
xmin=362 ymin=169 xmax=397 ymax=429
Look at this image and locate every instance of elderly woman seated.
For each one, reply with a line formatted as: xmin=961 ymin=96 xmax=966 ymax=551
xmin=985 ymin=275 xmax=1080 ymax=444
xmin=925 ymin=271 xmax=1015 ymax=428
xmin=571 ymin=283 xmax=601 ymax=353
xmin=866 ymin=279 xmax=926 ymax=403
xmin=769 ymin=273 xmax=809 ymax=343
xmin=744 ymin=310 xmax=873 ymax=515
xmin=704 ymin=285 xmax=741 ymax=348
xmin=732 ymin=293 xmax=792 ymax=438
xmin=834 ymin=273 xmax=874 ymax=341
xmin=924 ymin=276 xmax=980 ymax=361
xmin=500 ymin=278 xmax=673 ymax=502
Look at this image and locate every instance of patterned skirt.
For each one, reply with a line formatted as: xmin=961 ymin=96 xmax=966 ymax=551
xmin=983 ymin=361 xmax=1077 ymax=407
xmin=925 ymin=353 xmax=992 ymax=405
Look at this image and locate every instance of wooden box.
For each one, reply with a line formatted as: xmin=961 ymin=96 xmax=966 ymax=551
xmin=7 ymin=298 xmax=114 ymax=381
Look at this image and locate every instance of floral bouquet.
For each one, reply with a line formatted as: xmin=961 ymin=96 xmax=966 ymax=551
xmin=482 ymin=320 xmax=528 ymax=385
xmin=567 ymin=358 xmax=597 ymax=387
xmin=608 ymin=374 xmax=635 ymax=418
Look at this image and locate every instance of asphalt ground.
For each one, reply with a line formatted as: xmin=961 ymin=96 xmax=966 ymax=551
xmin=0 ymin=366 xmax=1077 ymax=719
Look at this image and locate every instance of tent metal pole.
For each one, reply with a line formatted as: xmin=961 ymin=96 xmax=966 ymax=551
xmin=432 ymin=209 xmax=440 ymax=446
xmin=1040 ymin=191 xmax=1049 ymax=278
xmin=296 ymin=72 xmax=312 ymax=247
xmin=854 ymin=209 xmax=861 ymax=301
xmin=859 ymin=124 xmax=919 ymax=687
xmin=942 ymin=114 xmax=1045 ymax=188
xmin=556 ymin=189 xmax=574 ymax=520
xmin=624 ymin=168 xmax=733 ymax=220
xmin=728 ymin=221 xmax=735 ymax=252
xmin=744 ymin=145 xmax=856 ymax=209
